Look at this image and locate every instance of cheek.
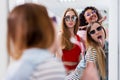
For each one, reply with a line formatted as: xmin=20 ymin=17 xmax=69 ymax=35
xmin=65 ymin=21 xmax=69 ymax=26
xmin=95 ymin=14 xmax=98 ymax=20
xmin=73 ymin=22 xmax=76 ymax=26
xmin=91 ymin=35 xmax=97 ymax=41
xmin=101 ymin=31 xmax=106 ymax=38
xmin=85 ymin=16 xmax=91 ymax=23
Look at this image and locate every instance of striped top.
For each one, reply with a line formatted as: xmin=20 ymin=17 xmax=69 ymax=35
xmin=85 ymin=47 xmax=97 ymax=63
xmin=30 ymin=58 xmax=66 ymax=80
xmin=4 ymin=48 xmax=66 ymax=80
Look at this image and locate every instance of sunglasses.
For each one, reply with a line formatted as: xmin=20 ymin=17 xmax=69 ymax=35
xmin=79 ymin=27 xmax=87 ymax=31
xmin=64 ymin=15 xmax=77 ymax=22
xmin=89 ymin=26 xmax=103 ymax=35
xmin=85 ymin=10 xmax=96 ymax=17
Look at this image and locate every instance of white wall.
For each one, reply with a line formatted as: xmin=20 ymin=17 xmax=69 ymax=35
xmin=119 ymin=0 xmax=120 ymax=79
xmin=0 ymin=0 xmax=8 ymax=79
xmin=109 ymin=0 xmax=119 ymax=80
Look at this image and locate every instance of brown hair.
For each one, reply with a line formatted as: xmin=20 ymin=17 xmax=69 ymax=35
xmin=61 ymin=8 xmax=79 ymax=50
xmin=7 ymin=3 xmax=55 ymax=59
xmin=86 ymin=22 xmax=106 ymax=79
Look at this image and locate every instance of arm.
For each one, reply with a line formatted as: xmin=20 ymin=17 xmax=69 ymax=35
xmin=64 ymin=52 xmax=86 ymax=80
xmin=65 ymin=48 xmax=98 ymax=80
xmin=55 ymin=31 xmax=63 ymax=59
xmin=81 ymin=48 xmax=99 ymax=80
xmin=81 ymin=62 xmax=99 ymax=80
xmin=98 ymin=16 xmax=107 ymax=24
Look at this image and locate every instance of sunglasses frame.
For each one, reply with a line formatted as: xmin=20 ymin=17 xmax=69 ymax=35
xmin=79 ymin=27 xmax=87 ymax=31
xmin=85 ymin=10 xmax=96 ymax=17
xmin=64 ymin=15 xmax=77 ymax=22
xmin=89 ymin=26 xmax=103 ymax=35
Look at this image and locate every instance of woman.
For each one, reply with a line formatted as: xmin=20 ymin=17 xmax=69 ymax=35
xmin=79 ymin=6 xmax=106 ymax=26
xmin=58 ymin=8 xmax=83 ymax=74
xmin=4 ymin=3 xmax=66 ymax=80
xmin=81 ymin=22 xmax=107 ymax=80
xmin=65 ymin=22 xmax=108 ymax=80
xmin=77 ymin=6 xmax=106 ymax=42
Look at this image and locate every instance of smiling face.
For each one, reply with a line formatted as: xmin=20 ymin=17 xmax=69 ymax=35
xmin=65 ymin=10 xmax=77 ymax=28
xmin=89 ymin=23 xmax=105 ymax=45
xmin=84 ymin=9 xmax=98 ymax=23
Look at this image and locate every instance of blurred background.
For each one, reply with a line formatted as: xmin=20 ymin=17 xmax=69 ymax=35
xmin=0 ymin=0 xmax=119 ymax=80
xmin=9 ymin=0 xmax=109 ymax=31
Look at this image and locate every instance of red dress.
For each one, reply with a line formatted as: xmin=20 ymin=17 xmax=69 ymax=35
xmin=62 ymin=35 xmax=81 ymax=71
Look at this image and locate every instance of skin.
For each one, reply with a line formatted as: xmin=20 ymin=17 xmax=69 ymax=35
xmin=65 ymin=11 xmax=76 ymax=28
xmin=90 ymin=23 xmax=105 ymax=47
xmin=84 ymin=9 xmax=98 ymax=24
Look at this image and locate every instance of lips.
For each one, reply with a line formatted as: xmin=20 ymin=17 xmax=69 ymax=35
xmin=68 ymin=23 xmax=73 ymax=26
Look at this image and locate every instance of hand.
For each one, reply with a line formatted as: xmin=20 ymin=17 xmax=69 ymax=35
xmin=98 ymin=16 xmax=107 ymax=23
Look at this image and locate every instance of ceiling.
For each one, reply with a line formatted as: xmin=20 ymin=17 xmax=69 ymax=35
xmin=9 ymin=0 xmax=109 ymax=24
xmin=9 ymin=0 xmax=109 ymax=16
xmin=37 ymin=0 xmax=109 ymax=17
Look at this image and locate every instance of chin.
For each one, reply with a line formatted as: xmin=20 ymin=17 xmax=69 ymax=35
xmin=68 ymin=26 xmax=74 ymax=28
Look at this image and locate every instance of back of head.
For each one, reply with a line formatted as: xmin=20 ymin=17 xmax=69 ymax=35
xmin=7 ymin=3 xmax=55 ymax=59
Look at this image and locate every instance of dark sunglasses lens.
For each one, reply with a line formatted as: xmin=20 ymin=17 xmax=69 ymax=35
xmin=71 ymin=16 xmax=77 ymax=21
xmin=86 ymin=13 xmax=90 ymax=16
xmin=79 ymin=27 xmax=86 ymax=30
xmin=82 ymin=27 xmax=87 ymax=30
xmin=90 ymin=30 xmax=95 ymax=34
xmin=65 ymin=16 xmax=70 ymax=21
xmin=97 ymin=26 xmax=102 ymax=31
xmin=92 ymin=10 xmax=96 ymax=14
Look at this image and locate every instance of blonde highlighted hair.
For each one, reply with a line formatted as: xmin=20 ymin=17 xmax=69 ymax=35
xmin=86 ymin=22 xmax=106 ymax=79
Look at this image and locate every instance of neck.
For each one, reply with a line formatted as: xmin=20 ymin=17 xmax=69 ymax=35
xmin=68 ymin=27 xmax=75 ymax=37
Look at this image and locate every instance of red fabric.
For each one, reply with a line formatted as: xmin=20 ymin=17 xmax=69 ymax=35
xmin=62 ymin=35 xmax=81 ymax=71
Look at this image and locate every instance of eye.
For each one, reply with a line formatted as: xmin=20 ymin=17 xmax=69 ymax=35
xmin=92 ymin=10 xmax=96 ymax=14
xmin=86 ymin=13 xmax=91 ymax=16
